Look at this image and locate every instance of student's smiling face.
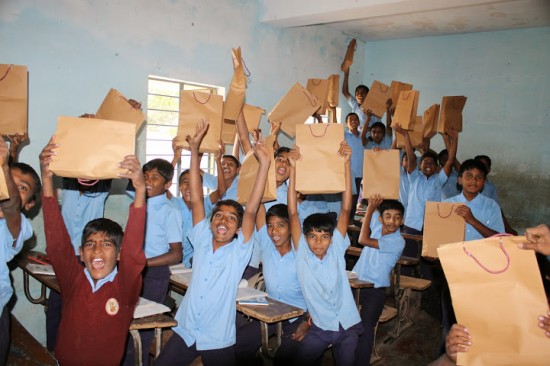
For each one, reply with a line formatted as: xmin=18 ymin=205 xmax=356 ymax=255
xmin=379 ymin=209 xmax=404 ymax=236
xmin=266 ymin=216 xmax=291 ymax=249
xmin=0 ymin=167 xmax=36 ymax=219
xmin=221 ymin=158 xmax=239 ymax=182
xmin=305 ymin=230 xmax=332 ymax=260
xmin=346 ymin=114 xmax=359 ymax=132
xmin=420 ymin=157 xmax=437 ymax=177
xmin=144 ymin=168 xmax=170 ymax=198
xmin=459 ymin=168 xmax=486 ymax=198
xmin=178 ymin=173 xmax=191 ymax=205
xmin=370 ymin=126 xmax=385 ymax=144
xmin=79 ymin=232 xmax=120 ymax=284
xmin=275 ymin=152 xmax=290 ymax=184
xmin=210 ymin=205 xmax=240 ymax=245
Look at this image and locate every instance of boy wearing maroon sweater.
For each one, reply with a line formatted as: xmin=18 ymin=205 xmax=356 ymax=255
xmin=39 ymin=137 xmax=146 ymax=366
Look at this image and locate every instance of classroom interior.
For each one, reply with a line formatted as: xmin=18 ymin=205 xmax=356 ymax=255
xmin=2 ymin=0 xmax=550 ymax=362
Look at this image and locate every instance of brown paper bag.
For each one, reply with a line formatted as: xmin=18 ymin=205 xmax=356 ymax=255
xmin=237 ymin=135 xmax=277 ymax=204
xmin=422 ymin=202 xmax=465 ymax=257
xmin=423 ymin=104 xmax=440 ymax=139
xmin=223 ymin=47 xmax=247 ymax=121
xmin=396 ymin=116 xmax=423 ymax=148
xmin=362 ymin=149 xmax=400 ymax=199
xmin=220 ymin=104 xmax=265 ymax=145
xmin=95 ymin=88 xmax=145 ymax=133
xmin=393 ymin=90 xmax=419 ymax=130
xmin=49 ymin=116 xmax=135 ymax=179
xmin=438 ymin=96 xmax=467 ymax=133
xmin=306 ymin=78 xmax=330 ymax=115
xmin=268 ymin=83 xmax=320 ymax=138
xmin=361 ymin=80 xmax=392 ymax=118
xmin=0 ymin=168 xmax=9 ymax=200
xmin=0 ymin=64 xmax=28 ymax=135
xmin=296 ymin=124 xmax=345 ymax=194
xmin=178 ymin=91 xmax=223 ymax=153
xmin=341 ymin=39 xmax=357 ymax=71
xmin=327 ymin=74 xmax=340 ymax=107
xmin=390 ymin=80 xmax=413 ymax=109
xmin=438 ymin=236 xmax=550 ymax=365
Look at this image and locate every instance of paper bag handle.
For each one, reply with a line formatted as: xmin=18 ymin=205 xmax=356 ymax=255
xmin=303 ymin=91 xmax=317 ymax=107
xmin=377 ymin=82 xmax=389 ymax=93
xmin=308 ymin=124 xmax=330 ymax=138
xmin=437 ymin=204 xmax=456 ymax=218
xmin=242 ymin=57 xmax=251 ymax=77
xmin=193 ymin=92 xmax=212 ymax=104
xmin=0 ymin=65 xmax=13 ymax=82
xmin=401 ymin=91 xmax=412 ymax=100
xmin=462 ymin=235 xmax=511 ymax=274
xmin=311 ymin=79 xmax=322 ymax=86
xmin=77 ymin=179 xmax=99 ymax=186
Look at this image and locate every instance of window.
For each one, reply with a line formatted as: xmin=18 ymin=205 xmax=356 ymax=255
xmin=146 ymin=76 xmax=225 ymax=196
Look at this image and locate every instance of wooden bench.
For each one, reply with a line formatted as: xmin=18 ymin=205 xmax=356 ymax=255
xmin=7 ymin=314 xmax=56 ymax=366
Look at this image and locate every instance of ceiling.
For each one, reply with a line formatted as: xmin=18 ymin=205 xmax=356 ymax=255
xmin=262 ymin=0 xmax=550 ymax=41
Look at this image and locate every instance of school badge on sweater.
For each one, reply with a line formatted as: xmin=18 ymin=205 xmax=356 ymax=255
xmin=105 ymin=298 xmax=120 ymax=316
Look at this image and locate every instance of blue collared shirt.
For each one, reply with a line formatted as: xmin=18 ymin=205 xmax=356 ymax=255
xmin=222 ymin=177 xmax=239 ymax=201
xmin=257 ymin=226 xmax=307 ymax=312
xmin=344 ymin=130 xmax=365 ymax=181
xmin=83 ymin=266 xmax=118 ymax=293
xmin=365 ymin=135 xmax=393 ymax=150
xmin=144 ymin=194 xmax=183 ymax=259
xmin=0 ymin=215 xmax=33 ymax=308
xmin=171 ymin=196 xmax=214 ymax=267
xmin=264 ymin=183 xmax=288 ymax=211
xmin=399 ymin=167 xmax=410 ymax=213
xmin=347 ymin=96 xmax=381 ymax=130
xmin=172 ymin=219 xmax=253 ymax=350
xmin=298 ymin=195 xmax=330 ymax=225
xmin=445 ymin=192 xmax=504 ymax=241
xmin=405 ymin=169 xmax=448 ymax=231
xmin=353 ymin=226 xmax=405 ymax=288
xmin=441 ymin=169 xmax=460 ymax=201
xmin=295 ymin=230 xmax=360 ymax=331
xmin=481 ymin=179 xmax=499 ymax=204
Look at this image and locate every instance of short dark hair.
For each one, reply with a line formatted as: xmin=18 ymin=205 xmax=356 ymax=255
xmin=81 ymin=218 xmax=123 ymax=251
xmin=211 ymin=199 xmax=244 ymax=228
xmin=178 ymin=169 xmax=203 ymax=186
xmin=222 ymin=154 xmax=241 ymax=169
xmin=345 ymin=113 xmax=359 ymax=123
xmin=266 ymin=204 xmax=289 ymax=223
xmin=10 ymin=162 xmax=41 ymax=201
xmin=275 ymin=146 xmax=291 ymax=158
xmin=474 ymin=155 xmax=492 ymax=169
xmin=143 ymin=159 xmax=174 ymax=183
xmin=438 ymin=149 xmax=449 ymax=161
xmin=378 ymin=200 xmax=405 ymax=216
xmin=355 ymin=85 xmax=369 ymax=94
xmin=459 ymin=159 xmax=488 ymax=178
xmin=303 ymin=213 xmax=335 ymax=236
xmin=370 ymin=121 xmax=386 ymax=133
xmin=420 ymin=151 xmax=439 ymax=165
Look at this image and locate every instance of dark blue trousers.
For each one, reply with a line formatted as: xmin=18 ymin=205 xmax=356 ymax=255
xmin=0 ymin=306 xmax=9 ymax=365
xmin=354 ymin=287 xmax=386 ymax=366
xmin=155 ymin=332 xmax=235 ymax=366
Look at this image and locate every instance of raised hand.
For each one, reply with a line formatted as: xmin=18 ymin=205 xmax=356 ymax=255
xmin=269 ymin=120 xmax=282 ymax=136
xmin=186 ymin=119 xmax=209 ymax=152
xmin=39 ymin=136 xmax=58 ymax=179
xmin=366 ymin=194 xmax=383 ymax=211
xmin=338 ymin=140 xmax=352 ymax=162
xmin=445 ymin=324 xmax=471 ymax=363
xmin=252 ymin=132 xmax=270 ymax=166
xmin=288 ymin=145 xmax=302 ymax=168
xmin=117 ymin=155 xmax=144 ymax=188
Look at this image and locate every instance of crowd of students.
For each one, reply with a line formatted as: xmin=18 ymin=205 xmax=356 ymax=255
xmin=0 ymin=65 xmax=549 ymax=366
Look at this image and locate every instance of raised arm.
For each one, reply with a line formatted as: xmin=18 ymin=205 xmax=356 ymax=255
xmin=287 ymin=146 xmax=302 ymax=250
xmin=395 ymin=124 xmax=416 ymax=173
xmin=360 ymin=119 xmax=369 ymax=147
xmin=38 ymin=136 xmax=57 ymax=199
xmin=171 ymin=137 xmax=183 ymax=168
xmin=269 ymin=120 xmax=282 ymax=151
xmin=358 ymin=195 xmax=382 ymax=249
xmin=0 ymin=139 xmax=22 ymax=239
xmin=385 ymin=98 xmax=393 ymax=138
xmin=342 ymin=68 xmax=351 ymax=101
xmin=441 ymin=128 xmax=459 ymax=177
xmin=236 ymin=109 xmax=252 ymax=154
xmin=241 ymin=134 xmax=271 ymax=242
xmin=209 ymin=140 xmax=227 ymax=203
xmin=117 ymin=155 xmax=146 ymax=209
xmin=6 ymin=132 xmax=28 ymax=164
xmin=255 ymin=203 xmax=267 ymax=231
xmin=336 ymin=141 xmax=352 ymax=237
xmin=187 ymin=120 xmax=209 ymax=225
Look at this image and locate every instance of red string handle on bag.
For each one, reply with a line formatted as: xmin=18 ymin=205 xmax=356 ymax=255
xmin=400 ymin=91 xmax=412 ymax=100
xmin=302 ymin=91 xmax=317 ymax=107
xmin=462 ymin=234 xmax=512 ymax=274
xmin=241 ymin=57 xmax=251 ymax=77
xmin=77 ymin=179 xmax=99 ymax=186
xmin=0 ymin=65 xmax=13 ymax=82
xmin=378 ymin=82 xmax=389 ymax=93
xmin=193 ymin=92 xmax=212 ymax=104
xmin=308 ymin=124 xmax=330 ymax=138
xmin=437 ymin=203 xmax=455 ymax=218
xmin=311 ymin=79 xmax=322 ymax=86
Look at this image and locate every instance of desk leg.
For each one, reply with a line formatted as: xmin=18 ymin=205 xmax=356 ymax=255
xmin=260 ymin=321 xmax=281 ymax=358
xmin=354 ymin=288 xmax=361 ymax=309
xmin=154 ymin=328 xmax=162 ymax=358
xmin=130 ymin=329 xmax=142 ymax=366
xmin=22 ymin=272 xmax=47 ymax=305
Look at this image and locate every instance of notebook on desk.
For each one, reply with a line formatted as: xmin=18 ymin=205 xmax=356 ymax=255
xmin=237 ymin=287 xmax=268 ymax=302
xmin=133 ymin=297 xmax=171 ymax=319
xmin=169 ymin=263 xmax=192 ymax=275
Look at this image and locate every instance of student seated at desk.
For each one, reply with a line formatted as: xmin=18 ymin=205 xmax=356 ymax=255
xmin=287 ymin=143 xmax=362 ymax=366
xmin=353 ymin=196 xmax=405 ymax=366
xmin=39 ymin=138 xmax=146 ymax=366
xmin=155 ymin=120 xmax=270 ymax=366
xmin=0 ymin=139 xmax=39 ymax=365
xmin=235 ymin=203 xmax=310 ymax=365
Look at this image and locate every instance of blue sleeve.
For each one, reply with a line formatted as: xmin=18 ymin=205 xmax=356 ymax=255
xmin=202 ymin=172 xmax=218 ymax=190
xmin=189 ymin=219 xmax=211 ymax=250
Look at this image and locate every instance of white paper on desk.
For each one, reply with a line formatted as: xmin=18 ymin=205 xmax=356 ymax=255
xmin=169 ymin=263 xmax=192 ymax=275
xmin=133 ymin=297 xmax=171 ymax=319
xmin=236 ymin=287 xmax=268 ymax=301
xmin=346 ymin=270 xmax=359 ymax=279
xmin=172 ymin=271 xmax=193 ymax=286
xmin=26 ymin=263 xmax=55 ymax=276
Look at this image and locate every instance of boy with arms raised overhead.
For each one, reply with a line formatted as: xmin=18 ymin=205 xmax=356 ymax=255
xmin=0 ymin=139 xmax=39 ymax=364
xmin=353 ymin=196 xmax=405 ymax=365
xmin=39 ymin=137 xmax=146 ymax=366
xmin=156 ymin=120 xmax=271 ymax=366
xmin=342 ymin=67 xmax=381 ymax=130
xmin=288 ymin=142 xmax=362 ymax=366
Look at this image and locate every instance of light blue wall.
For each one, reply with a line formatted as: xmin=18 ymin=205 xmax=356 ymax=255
xmin=0 ymin=0 xmax=352 ymax=343
xmin=362 ymin=27 xmax=550 ymax=229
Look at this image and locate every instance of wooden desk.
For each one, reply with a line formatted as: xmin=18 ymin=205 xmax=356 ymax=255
xmin=17 ymin=251 xmax=176 ymax=366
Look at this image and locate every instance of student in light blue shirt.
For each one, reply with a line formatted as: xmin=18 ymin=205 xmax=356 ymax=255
xmin=156 ymin=120 xmax=271 ymax=366
xmin=363 ymin=121 xmax=393 ymax=151
xmin=342 ymin=68 xmax=381 ymax=130
xmin=288 ymin=142 xmax=362 ymax=366
xmin=0 ymin=151 xmax=40 ymax=364
xmin=353 ymin=197 xmax=405 ymax=365
xmin=439 ymin=149 xmax=461 ymax=200
xmin=444 ymin=159 xmax=504 ymax=241
xmin=344 ymin=112 xmax=364 ymax=218
xmin=236 ymin=203 xmax=309 ymax=365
